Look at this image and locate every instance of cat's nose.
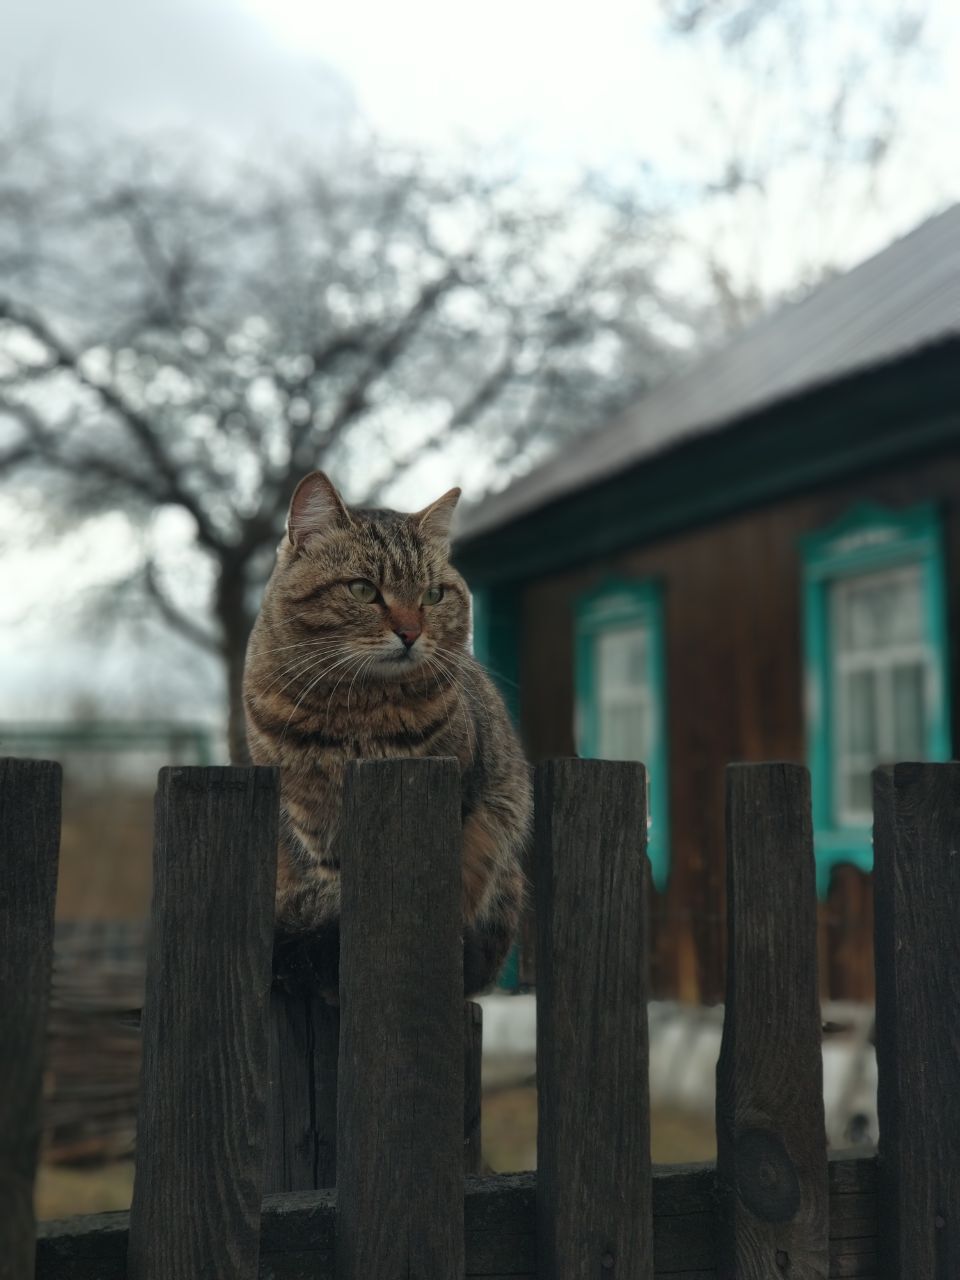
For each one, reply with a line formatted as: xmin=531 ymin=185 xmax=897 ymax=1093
xmin=394 ymin=626 xmax=421 ymax=648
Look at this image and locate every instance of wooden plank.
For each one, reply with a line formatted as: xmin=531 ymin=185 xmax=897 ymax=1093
xmin=335 ymin=758 xmax=464 ymax=1280
xmin=465 ymin=1000 xmax=483 ymax=1175
xmin=264 ymin=989 xmax=339 ymax=1192
xmin=535 ymin=758 xmax=653 ymax=1279
xmin=872 ymin=763 xmax=960 ymax=1280
xmin=717 ymin=764 xmax=828 ymax=1279
xmin=127 ymin=767 xmax=279 ymax=1280
xmin=36 ymin=1158 xmax=881 ymax=1279
xmin=0 ymin=758 xmax=61 ymax=1280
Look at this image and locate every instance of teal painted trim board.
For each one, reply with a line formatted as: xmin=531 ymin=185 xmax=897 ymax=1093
xmin=469 ymin=584 xmax=521 ymax=725
xmin=574 ymin=578 xmax=670 ymax=890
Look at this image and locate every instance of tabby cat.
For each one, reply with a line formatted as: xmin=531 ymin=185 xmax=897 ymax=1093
xmin=243 ymin=471 xmax=530 ymax=997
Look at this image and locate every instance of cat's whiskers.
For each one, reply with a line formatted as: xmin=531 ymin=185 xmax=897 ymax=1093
xmin=346 ymin=652 xmax=379 ymax=714
xmin=263 ymin=642 xmax=357 ymax=697
xmin=248 ymin=637 xmax=344 ymax=659
xmin=423 ymin=650 xmax=473 ymax=747
xmin=322 ymin=649 xmax=375 ymax=728
xmin=279 ymin=650 xmax=366 ymax=746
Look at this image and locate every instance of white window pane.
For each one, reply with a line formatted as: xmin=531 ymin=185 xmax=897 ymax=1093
xmin=595 ymin=623 xmax=652 ymax=764
xmin=597 ymin=626 xmax=648 ymax=692
xmin=834 ymin=567 xmax=923 ymax=652
xmin=830 ymin=562 xmax=932 ymax=827
xmin=842 ymin=769 xmax=874 ymax=818
xmin=842 ymin=669 xmax=877 ymax=755
xmin=892 ymin=662 xmax=926 ymax=759
xmin=598 ymin=702 xmax=650 ymax=762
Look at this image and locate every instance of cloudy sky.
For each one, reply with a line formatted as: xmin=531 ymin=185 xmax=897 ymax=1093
xmin=1 ymin=0 xmax=958 ymax=728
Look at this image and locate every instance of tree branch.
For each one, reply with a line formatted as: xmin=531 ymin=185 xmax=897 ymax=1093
xmin=363 ymin=342 xmax=518 ymax=502
xmin=0 ymin=296 xmax=226 ymax=552
xmin=142 ymin=558 xmax=223 ymax=655
xmin=0 ymin=395 xmax=167 ymax=502
xmin=304 ymin=267 xmax=460 ymax=464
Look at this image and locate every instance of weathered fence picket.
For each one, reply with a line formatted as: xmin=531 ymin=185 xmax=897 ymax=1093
xmin=0 ymin=758 xmax=61 ymax=1280
xmin=0 ymin=754 xmax=953 ymax=1280
xmin=464 ymin=1001 xmax=484 ymax=1176
xmin=873 ymin=763 xmax=960 ymax=1280
xmin=717 ymin=764 xmax=829 ymax=1278
xmin=335 ymin=757 xmax=465 ymax=1280
xmin=127 ymin=766 xmax=278 ymax=1280
xmin=535 ymin=758 xmax=653 ymax=1280
xmin=265 ymin=990 xmax=340 ymax=1193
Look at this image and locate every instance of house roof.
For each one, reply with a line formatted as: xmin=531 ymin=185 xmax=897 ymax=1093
xmin=458 ymin=203 xmax=960 ymax=543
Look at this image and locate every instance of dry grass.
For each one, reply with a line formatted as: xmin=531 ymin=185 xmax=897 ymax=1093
xmin=482 ymin=1086 xmax=716 ymax=1173
xmin=35 ymin=1094 xmax=715 ymax=1220
xmin=35 ymin=1161 xmax=134 ymax=1221
xmin=56 ymin=786 xmax=154 ymax=921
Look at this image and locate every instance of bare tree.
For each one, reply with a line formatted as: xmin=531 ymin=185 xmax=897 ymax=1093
xmin=661 ymin=0 xmax=934 ymax=333
xmin=0 ymin=115 xmax=685 ymax=759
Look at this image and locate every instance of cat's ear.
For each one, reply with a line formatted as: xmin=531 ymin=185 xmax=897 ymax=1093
xmin=412 ymin=487 xmax=461 ymax=544
xmin=286 ymin=472 xmax=352 ymax=547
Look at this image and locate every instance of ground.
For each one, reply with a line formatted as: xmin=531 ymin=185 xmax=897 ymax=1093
xmin=36 ymin=1091 xmax=716 ymax=1219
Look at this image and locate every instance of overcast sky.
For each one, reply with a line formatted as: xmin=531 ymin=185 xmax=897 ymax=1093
xmin=1 ymin=0 xmax=958 ymax=729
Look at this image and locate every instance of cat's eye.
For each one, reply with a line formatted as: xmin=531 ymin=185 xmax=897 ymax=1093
xmin=423 ymin=585 xmax=444 ymax=605
xmin=348 ymin=579 xmax=378 ymax=603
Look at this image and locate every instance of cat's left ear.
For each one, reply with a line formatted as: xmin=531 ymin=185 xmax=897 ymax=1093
xmin=286 ymin=471 xmax=353 ymax=548
xmin=412 ymin=487 xmax=461 ymax=543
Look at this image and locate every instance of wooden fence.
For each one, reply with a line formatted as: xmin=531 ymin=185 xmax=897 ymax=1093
xmin=1 ymin=755 xmax=958 ymax=1278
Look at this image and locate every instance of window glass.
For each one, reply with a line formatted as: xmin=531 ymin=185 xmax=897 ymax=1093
xmin=596 ymin=626 xmax=651 ymax=762
xmin=576 ymin=582 xmax=668 ymax=889
xmin=830 ymin=564 xmax=930 ymax=825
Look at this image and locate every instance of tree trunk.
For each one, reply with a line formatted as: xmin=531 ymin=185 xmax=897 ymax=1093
xmin=217 ymin=571 xmax=254 ymax=766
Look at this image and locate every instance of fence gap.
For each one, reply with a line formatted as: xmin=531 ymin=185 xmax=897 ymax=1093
xmin=535 ymin=758 xmax=653 ymax=1280
xmin=127 ymin=766 xmax=278 ymax=1280
xmin=717 ymin=763 xmax=828 ymax=1279
xmin=265 ymin=989 xmax=339 ymax=1192
xmin=0 ymin=758 xmax=61 ymax=1279
xmin=335 ymin=758 xmax=464 ymax=1280
xmin=873 ymin=763 xmax=960 ymax=1279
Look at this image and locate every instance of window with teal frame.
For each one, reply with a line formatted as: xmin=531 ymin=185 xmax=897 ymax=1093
xmin=801 ymin=503 xmax=951 ymax=894
xmin=575 ymin=579 xmax=669 ymax=890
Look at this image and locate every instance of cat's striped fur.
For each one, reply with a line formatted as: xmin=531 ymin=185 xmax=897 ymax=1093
xmin=243 ymin=471 xmax=530 ymax=996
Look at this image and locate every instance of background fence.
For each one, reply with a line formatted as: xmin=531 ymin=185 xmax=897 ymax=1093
xmin=1 ymin=755 xmax=958 ymax=1278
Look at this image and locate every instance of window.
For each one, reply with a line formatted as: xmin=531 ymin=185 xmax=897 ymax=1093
xmin=802 ymin=504 xmax=951 ymax=892
xmin=575 ymin=580 xmax=669 ymax=889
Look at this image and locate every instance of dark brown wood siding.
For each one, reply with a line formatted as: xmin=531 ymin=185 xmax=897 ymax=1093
xmin=518 ymin=448 xmax=960 ymax=1003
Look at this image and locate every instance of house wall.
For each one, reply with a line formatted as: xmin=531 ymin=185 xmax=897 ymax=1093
xmin=516 ymin=446 xmax=960 ymax=1004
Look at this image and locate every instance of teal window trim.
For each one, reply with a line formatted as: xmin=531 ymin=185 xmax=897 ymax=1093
xmin=574 ymin=578 xmax=669 ymax=891
xmin=801 ymin=502 xmax=952 ymax=894
xmin=470 ymin=585 xmax=521 ymax=725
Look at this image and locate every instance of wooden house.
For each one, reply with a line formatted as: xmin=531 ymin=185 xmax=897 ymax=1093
xmin=455 ymin=206 xmax=960 ymax=1003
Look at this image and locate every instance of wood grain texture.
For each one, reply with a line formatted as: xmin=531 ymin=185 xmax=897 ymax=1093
xmin=37 ymin=1156 xmax=880 ymax=1278
xmin=127 ymin=766 xmax=279 ymax=1280
xmin=335 ymin=758 xmax=464 ymax=1280
xmin=873 ymin=763 xmax=960 ymax=1280
xmin=535 ymin=758 xmax=653 ymax=1280
xmin=0 ymin=758 xmax=61 ymax=1280
xmin=264 ymin=989 xmax=339 ymax=1192
xmin=465 ymin=1001 xmax=483 ymax=1175
xmin=717 ymin=764 xmax=828 ymax=1279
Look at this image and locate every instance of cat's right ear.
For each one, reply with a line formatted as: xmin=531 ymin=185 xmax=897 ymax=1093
xmin=286 ymin=472 xmax=353 ymax=548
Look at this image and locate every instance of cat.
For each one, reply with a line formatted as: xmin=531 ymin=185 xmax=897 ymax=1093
xmin=243 ymin=470 xmax=531 ymax=997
